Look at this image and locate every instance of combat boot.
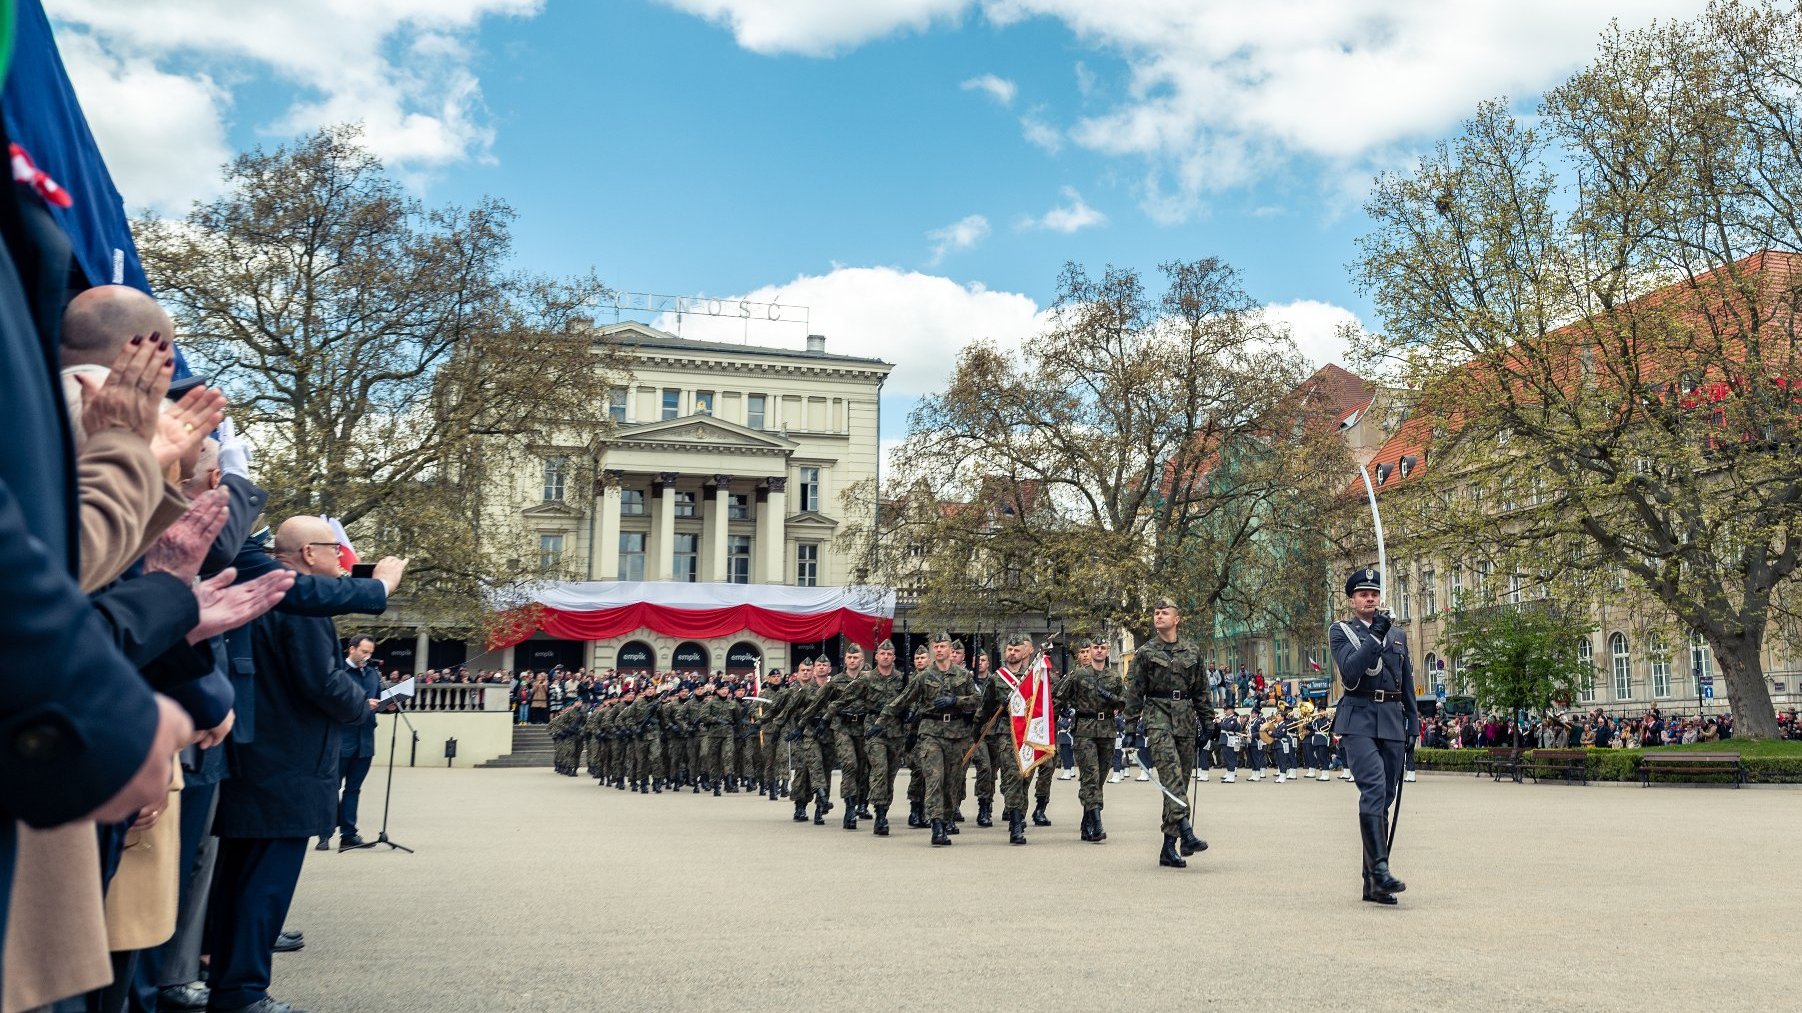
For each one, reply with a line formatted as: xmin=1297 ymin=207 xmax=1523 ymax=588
xmin=842 ymin=799 xmax=858 ymax=831
xmin=768 ymin=783 xmax=780 ymax=801
xmin=1159 ymin=835 xmax=1187 ymax=868
xmin=726 ymin=779 xmax=739 ymax=794
xmin=929 ymin=820 xmax=951 ymax=846
xmin=976 ymin=798 xmax=994 ymax=828
xmin=945 ymin=816 xmax=960 ymax=834
xmin=814 ymin=789 xmax=831 ymax=824
xmin=1031 ymin=804 xmax=1051 ymax=827
xmin=1008 ymin=810 xmax=1027 ymax=845
xmin=652 ymin=779 xmax=662 ymax=794
xmin=907 ymin=801 xmax=925 ymax=829
xmin=1178 ymin=818 xmax=1208 ymax=856
xmin=857 ymin=800 xmax=871 ymax=819
xmin=713 ymin=781 xmax=722 ymax=797
xmin=779 ymin=779 xmax=790 ymax=797
xmin=1079 ymin=808 xmax=1099 ymax=843
xmin=873 ymin=804 xmax=890 ymax=836
xmin=1360 ymin=814 xmax=1406 ymax=895
xmin=1092 ymin=808 xmax=1107 ymax=841
xmin=793 ymin=802 xmax=809 ymax=822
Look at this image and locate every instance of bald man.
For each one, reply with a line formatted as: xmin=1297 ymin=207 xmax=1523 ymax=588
xmin=207 ymin=516 xmax=404 ymax=1013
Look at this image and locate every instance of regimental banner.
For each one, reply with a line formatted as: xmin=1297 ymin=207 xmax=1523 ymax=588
xmin=997 ymin=653 xmax=1057 ymax=776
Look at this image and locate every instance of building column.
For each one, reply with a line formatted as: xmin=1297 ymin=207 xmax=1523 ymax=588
xmin=500 ymin=645 xmax=516 ymax=671
xmin=414 ymin=628 xmax=429 ymax=676
xmin=654 ymin=472 xmax=678 ymax=581
xmin=707 ymin=475 xmax=731 ymax=582
xmin=599 ymin=471 xmax=622 ymax=581
xmin=760 ymin=477 xmax=787 ymax=584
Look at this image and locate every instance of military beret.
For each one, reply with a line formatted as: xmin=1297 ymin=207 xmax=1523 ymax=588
xmin=1345 ymin=567 xmax=1382 ymax=596
xmin=930 ymin=630 xmax=952 ymax=644
xmin=875 ymin=639 xmax=895 ymax=651
xmin=1005 ymin=632 xmax=1033 ymax=647
xmin=1151 ymin=596 xmax=1179 ymax=611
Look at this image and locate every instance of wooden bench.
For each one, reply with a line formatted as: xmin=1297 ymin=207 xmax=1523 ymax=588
xmin=1473 ymin=746 xmax=1524 ymax=782
xmin=1638 ymin=752 xmax=1747 ymax=788
xmin=1521 ymin=748 xmax=1590 ymax=785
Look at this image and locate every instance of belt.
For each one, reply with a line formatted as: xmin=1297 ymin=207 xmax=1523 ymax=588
xmin=839 ymin=711 xmax=865 ymax=720
xmin=1074 ymin=710 xmax=1113 ymax=719
xmin=1145 ymin=691 xmax=1190 ymax=701
xmin=931 ymin=713 xmax=971 ymax=723
xmin=1345 ymin=689 xmax=1405 ymax=702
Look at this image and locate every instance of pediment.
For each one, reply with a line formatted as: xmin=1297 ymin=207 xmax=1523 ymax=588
xmin=610 ymin=414 xmax=797 ymax=450
xmin=786 ymin=510 xmax=839 ymax=529
xmin=522 ymin=501 xmax=584 ymax=519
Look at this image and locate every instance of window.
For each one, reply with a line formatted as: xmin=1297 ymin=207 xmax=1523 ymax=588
xmin=1508 ymin=572 xmax=1525 ymax=605
xmin=1274 ymin=638 xmax=1290 ymax=676
xmin=674 ymin=491 xmax=696 ymax=518
xmin=620 ymin=489 xmax=645 ymax=516
xmin=607 ymin=386 xmax=628 ymax=424
xmin=1421 ymin=568 xmax=1437 ymax=615
xmin=1611 ymin=633 xmax=1632 ymax=700
xmin=1470 ymin=484 xmax=1485 ymax=513
xmin=661 ymin=388 xmax=680 ymax=421
xmin=1449 ymin=565 xmax=1463 ymax=602
xmin=694 ymin=391 xmax=714 ymax=416
xmin=795 ymin=543 xmax=819 ymax=587
xmin=727 ymin=535 xmax=751 ymax=584
xmin=1578 ymin=639 xmax=1596 ymax=702
xmin=1689 ymin=632 xmax=1713 ymax=695
xmin=1474 ymin=559 xmax=1492 ymax=596
xmin=1396 ymin=575 xmax=1411 ymax=620
xmin=618 ymin=532 xmax=645 ymax=581
xmin=1611 ymin=566 xmax=1626 ymax=592
xmin=1649 ymin=636 xmax=1671 ymax=698
xmin=673 ymin=533 xmax=699 ymax=582
xmin=746 ymin=394 xmax=767 ymax=430
xmin=728 ymin=493 xmax=750 ymax=520
xmin=542 ymin=455 xmax=568 ymax=502
xmin=538 ymin=533 xmax=564 ymax=570
xmin=798 ymin=467 xmax=821 ymax=513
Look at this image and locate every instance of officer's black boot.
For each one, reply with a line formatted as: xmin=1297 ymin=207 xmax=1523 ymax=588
xmin=793 ymin=801 xmax=808 ymax=822
xmin=1159 ymin=834 xmax=1187 ymax=868
xmin=873 ymin=804 xmax=890 ymax=836
xmin=907 ymin=801 xmax=925 ymax=829
xmin=976 ymin=798 xmax=994 ymax=828
xmin=842 ymin=798 xmax=858 ymax=831
xmin=1008 ymin=810 xmax=1027 ymax=845
xmin=929 ymin=819 xmax=950 ymax=846
xmin=1031 ymin=803 xmax=1051 ymax=827
xmin=1178 ymin=818 xmax=1208 ymax=856
xmin=1362 ymin=859 xmax=1396 ymax=905
xmin=1360 ymin=813 xmax=1406 ymax=895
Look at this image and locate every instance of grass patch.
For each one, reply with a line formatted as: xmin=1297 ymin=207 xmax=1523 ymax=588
xmin=1641 ymin=739 xmax=1802 ymax=759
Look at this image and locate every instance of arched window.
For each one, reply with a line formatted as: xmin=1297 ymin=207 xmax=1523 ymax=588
xmin=1577 ymin=638 xmax=1595 ymax=702
xmin=1610 ymin=633 xmax=1632 ymax=700
xmin=1649 ymin=636 xmax=1671 ymax=698
xmin=615 ymin=640 xmax=655 ymax=676
xmin=671 ymin=641 xmax=710 ymax=676
xmin=1689 ymin=632 xmax=1713 ymax=696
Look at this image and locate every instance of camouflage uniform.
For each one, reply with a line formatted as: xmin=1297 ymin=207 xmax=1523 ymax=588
xmin=859 ymin=646 xmax=908 ymax=835
xmin=1061 ymin=637 xmax=1124 ymax=841
xmin=699 ymin=689 xmax=737 ymax=793
xmin=1126 ymin=599 xmax=1216 ymax=866
xmin=878 ymin=634 xmax=981 ymax=846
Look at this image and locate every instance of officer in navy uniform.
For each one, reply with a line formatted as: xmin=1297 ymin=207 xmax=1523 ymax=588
xmin=1328 ymin=566 xmax=1418 ymax=906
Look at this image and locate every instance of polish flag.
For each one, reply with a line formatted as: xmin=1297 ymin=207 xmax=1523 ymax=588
xmin=321 ymin=515 xmax=359 ymax=571
xmin=997 ymin=651 xmax=1058 ymax=776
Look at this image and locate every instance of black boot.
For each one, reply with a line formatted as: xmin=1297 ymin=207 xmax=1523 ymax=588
xmin=1009 ymin=810 xmax=1027 ymax=845
xmin=945 ymin=816 xmax=960 ymax=835
xmin=1362 ymin=861 xmax=1397 ymax=905
xmin=953 ymin=807 xmax=966 ymax=823
xmin=1093 ymin=807 xmax=1108 ymax=841
xmin=1360 ymin=814 xmax=1406 ymax=895
xmin=778 ymin=779 xmax=789 ymax=798
xmin=1031 ymin=803 xmax=1051 ymax=827
xmin=1178 ymin=818 xmax=1208 ymax=856
xmin=793 ymin=802 xmax=809 ymax=822
xmin=930 ymin=819 xmax=951 ymax=846
xmin=976 ymin=798 xmax=994 ymax=828
xmin=816 ymin=788 xmax=834 ymax=816
xmin=713 ymin=781 xmax=722 ymax=797
xmin=842 ymin=799 xmax=858 ymax=831
xmin=652 ymin=779 xmax=662 ymax=794
xmin=873 ymin=804 xmax=890 ymax=836
xmin=907 ymin=801 xmax=925 ymax=828
xmin=1080 ymin=809 xmax=1098 ymax=842
xmin=726 ymin=779 xmax=739 ymax=794
xmin=857 ymin=801 xmax=871 ymax=819
xmin=1159 ymin=834 xmax=1187 ymax=868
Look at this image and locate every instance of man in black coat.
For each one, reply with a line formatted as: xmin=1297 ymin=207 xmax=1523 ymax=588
xmin=206 ymin=515 xmax=408 ymax=1013
xmin=328 ymin=633 xmax=383 ymax=851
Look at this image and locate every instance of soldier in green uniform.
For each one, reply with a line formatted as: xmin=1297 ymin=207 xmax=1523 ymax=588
xmin=549 ymin=703 xmax=576 ymax=775
xmin=860 ymin=640 xmax=908 ymax=836
xmin=812 ymin=643 xmax=871 ymax=830
xmin=1061 ymin=635 xmax=1125 ymax=843
xmin=661 ymin=684 xmax=690 ymax=789
xmin=585 ymin=698 xmax=607 ymax=780
xmin=617 ymin=687 xmax=641 ymax=791
xmin=776 ymin=661 xmax=818 ymax=822
xmin=967 ymin=652 xmax=1001 ymax=828
xmin=989 ymin=633 xmax=1041 ymax=845
xmin=635 ymin=683 xmax=669 ymax=794
xmin=948 ymin=639 xmax=973 ymax=825
xmin=700 ymin=682 xmax=737 ymax=794
xmin=874 ymin=631 xmax=981 ymax=846
xmin=1126 ymin=598 xmax=1215 ymax=867
xmin=733 ymin=684 xmax=757 ymax=792
xmin=904 ymin=643 xmax=931 ymax=829
xmin=758 ymin=669 xmax=788 ymax=800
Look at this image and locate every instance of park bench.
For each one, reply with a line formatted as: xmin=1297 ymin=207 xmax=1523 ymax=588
xmin=1638 ymin=752 xmax=1747 ymax=788
xmin=1473 ymin=746 xmax=1524 ymax=782
xmin=1521 ymin=748 xmax=1590 ymax=785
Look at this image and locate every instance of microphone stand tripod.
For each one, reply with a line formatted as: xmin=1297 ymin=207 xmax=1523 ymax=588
xmin=371 ymin=695 xmax=417 ymax=853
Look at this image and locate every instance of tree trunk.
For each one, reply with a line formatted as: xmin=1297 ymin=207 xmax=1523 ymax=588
xmin=1717 ymin=634 xmax=1779 ymax=740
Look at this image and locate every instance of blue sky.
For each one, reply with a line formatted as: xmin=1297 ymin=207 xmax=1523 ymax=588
xmin=48 ymin=0 xmax=1708 ymax=449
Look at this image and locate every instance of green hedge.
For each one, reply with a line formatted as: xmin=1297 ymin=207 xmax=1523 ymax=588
xmin=1412 ymin=747 xmax=1802 ymax=783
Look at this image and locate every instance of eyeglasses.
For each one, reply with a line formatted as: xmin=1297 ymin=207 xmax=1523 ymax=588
xmin=306 ymin=541 xmax=345 ymax=551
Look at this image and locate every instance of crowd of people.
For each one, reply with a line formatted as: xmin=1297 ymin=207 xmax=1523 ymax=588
xmin=1420 ymin=709 xmax=1745 ymax=749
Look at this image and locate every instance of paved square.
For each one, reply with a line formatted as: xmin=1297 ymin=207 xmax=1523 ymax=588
xmin=281 ymin=767 xmax=1797 ymax=1012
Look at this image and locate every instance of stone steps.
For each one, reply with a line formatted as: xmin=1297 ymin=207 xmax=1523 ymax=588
xmin=475 ymin=724 xmax=556 ymax=768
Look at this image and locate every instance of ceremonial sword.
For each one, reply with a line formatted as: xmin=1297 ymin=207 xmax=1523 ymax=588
xmin=1357 ymin=463 xmax=1404 ymax=851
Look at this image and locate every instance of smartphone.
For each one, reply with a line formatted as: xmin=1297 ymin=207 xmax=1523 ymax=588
xmin=351 ymin=563 xmax=375 ymax=578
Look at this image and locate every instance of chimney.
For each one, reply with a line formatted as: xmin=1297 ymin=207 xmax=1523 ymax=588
xmin=805 ymin=333 xmax=826 ymax=354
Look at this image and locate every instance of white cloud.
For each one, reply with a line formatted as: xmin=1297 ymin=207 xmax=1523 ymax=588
xmin=1019 ymin=186 xmax=1105 ymax=233
xmin=48 ymin=0 xmax=542 ymax=210
xmin=649 ymin=265 xmax=1050 ymax=399
xmin=925 ymin=213 xmax=991 ymax=265
xmin=663 ymin=1 xmax=1709 ymax=218
xmin=1260 ymin=299 xmax=1362 ymax=369
xmin=960 ymin=72 xmax=1016 ymax=106
xmin=1019 ymin=110 xmax=1062 ymax=153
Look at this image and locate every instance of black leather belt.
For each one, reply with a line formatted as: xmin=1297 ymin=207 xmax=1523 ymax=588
xmin=1145 ymin=691 xmax=1189 ymax=701
xmin=1074 ymin=710 xmax=1113 ymax=719
xmin=932 ymin=713 xmax=970 ymax=723
xmin=1345 ymin=689 xmax=1404 ymax=702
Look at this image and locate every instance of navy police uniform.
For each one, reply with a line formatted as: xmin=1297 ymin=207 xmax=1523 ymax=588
xmin=1328 ymin=567 xmax=1419 ymax=905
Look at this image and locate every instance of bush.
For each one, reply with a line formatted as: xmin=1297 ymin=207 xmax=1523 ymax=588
xmin=1744 ymin=757 xmax=1802 ymax=783
xmin=1413 ymin=746 xmax=1802 ymax=783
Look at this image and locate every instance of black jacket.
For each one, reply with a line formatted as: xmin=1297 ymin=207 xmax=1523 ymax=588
xmin=339 ymin=662 xmax=382 ymax=759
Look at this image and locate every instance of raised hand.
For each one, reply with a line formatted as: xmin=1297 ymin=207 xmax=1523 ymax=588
xmin=78 ymin=332 xmax=171 ymax=441
xmin=143 ymin=488 xmax=229 ymax=584
xmin=151 ymin=383 xmax=228 ymax=472
xmin=371 ymin=555 xmax=408 ymax=594
xmin=185 ymin=567 xmax=297 ymax=644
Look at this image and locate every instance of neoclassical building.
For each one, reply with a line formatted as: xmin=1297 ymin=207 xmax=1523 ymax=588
xmin=484 ymin=321 xmax=894 ymax=676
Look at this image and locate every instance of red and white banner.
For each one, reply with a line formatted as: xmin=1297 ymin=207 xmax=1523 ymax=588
xmin=997 ymin=653 xmax=1057 ymax=776
xmin=486 ymin=581 xmax=895 ymax=651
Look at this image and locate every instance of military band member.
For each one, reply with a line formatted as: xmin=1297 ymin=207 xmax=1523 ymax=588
xmin=1216 ymin=709 xmax=1241 ymax=783
xmin=1125 ymin=597 xmax=1214 ymax=868
xmin=1329 ymin=567 xmax=1419 ymax=906
xmin=874 ymin=631 xmax=979 ymax=846
xmin=1060 ymin=635 xmax=1124 ymax=842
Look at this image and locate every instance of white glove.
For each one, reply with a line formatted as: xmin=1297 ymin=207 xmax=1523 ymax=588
xmin=217 ymin=416 xmax=251 ymax=479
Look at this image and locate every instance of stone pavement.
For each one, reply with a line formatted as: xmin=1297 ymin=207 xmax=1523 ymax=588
xmin=280 ymin=767 xmax=1799 ymax=1012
